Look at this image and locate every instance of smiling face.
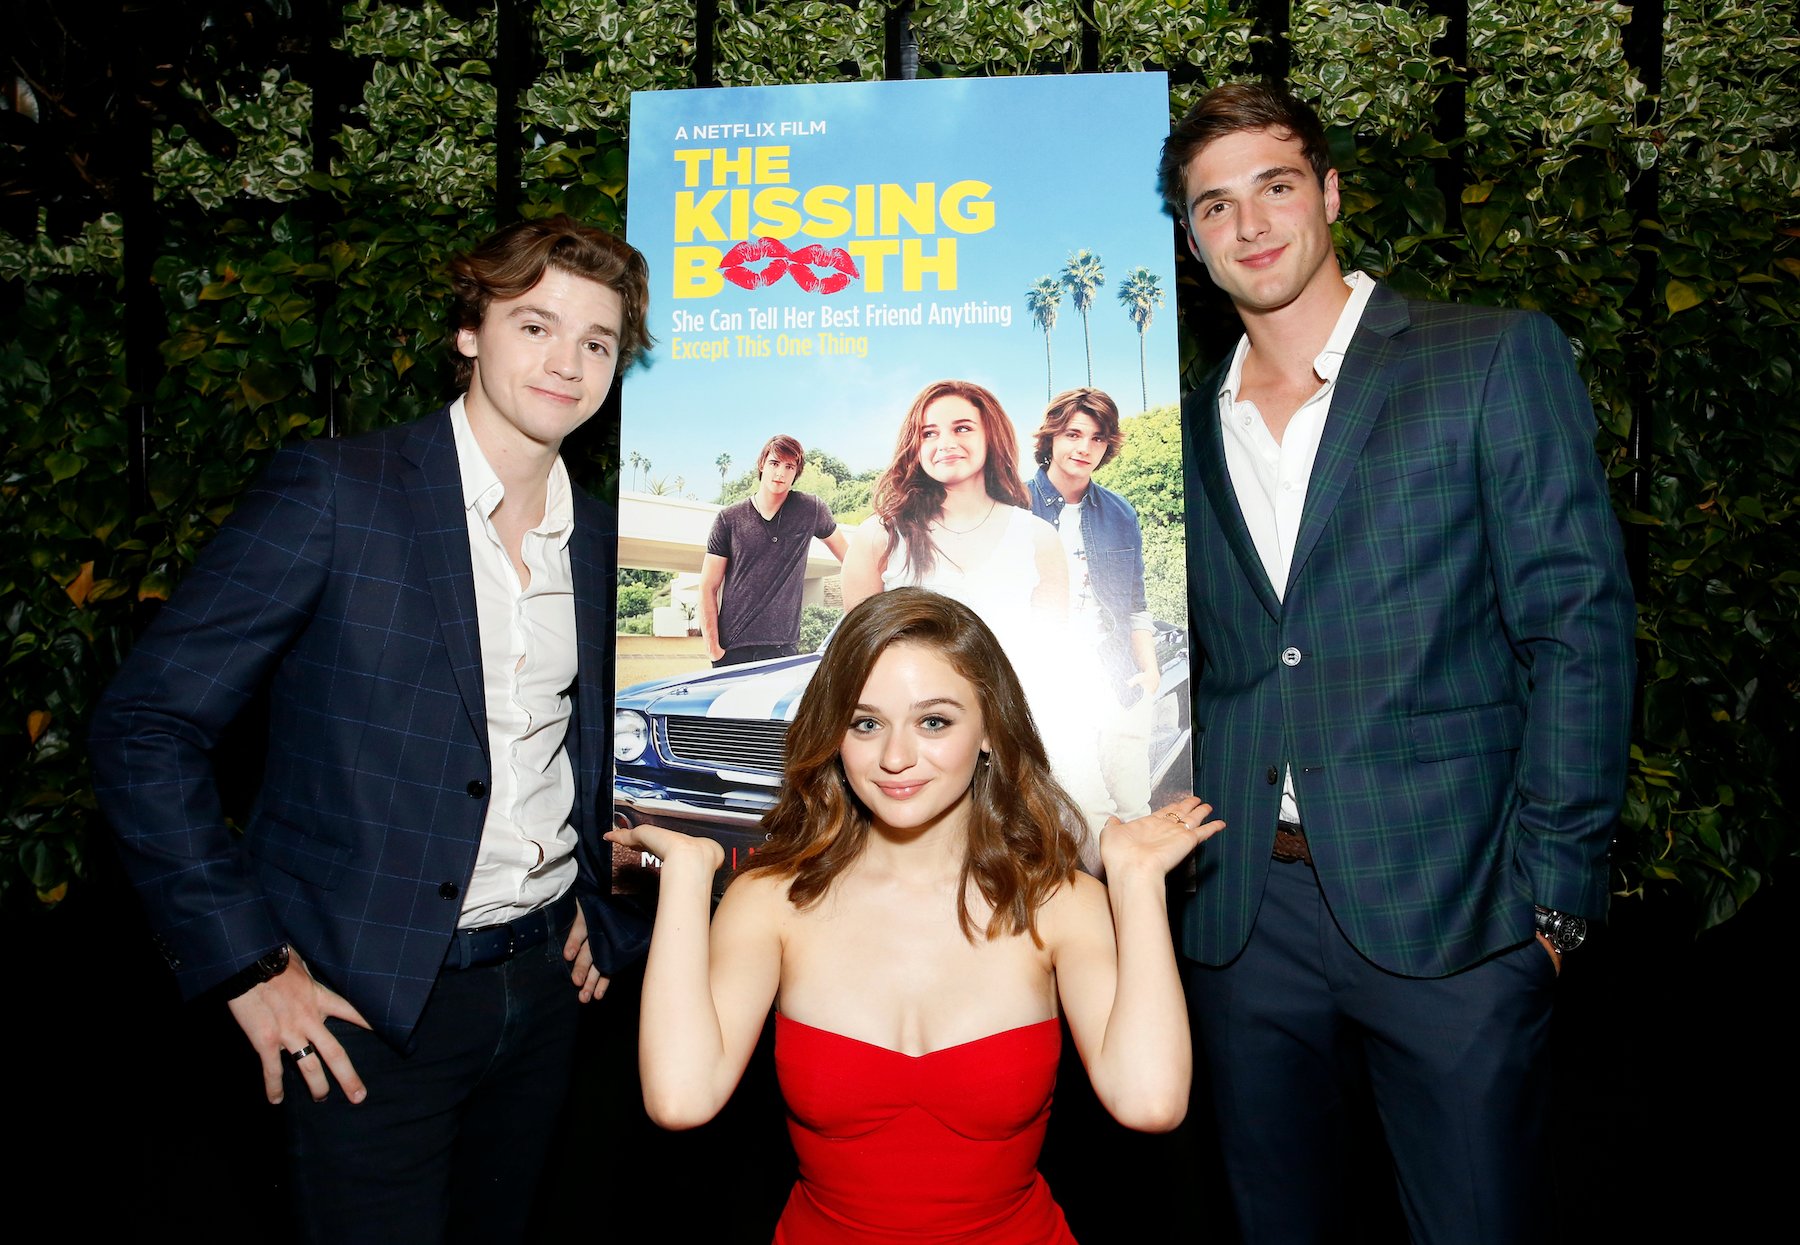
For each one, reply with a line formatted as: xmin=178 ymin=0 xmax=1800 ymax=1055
xmin=840 ymin=641 xmax=989 ymax=841
xmin=1047 ymin=412 xmax=1110 ymax=495
xmin=758 ymin=452 xmax=799 ymax=497
xmin=916 ymin=395 xmax=989 ymax=490
xmin=456 ymin=267 xmax=623 ymax=456
xmin=1181 ymin=126 xmax=1343 ymax=319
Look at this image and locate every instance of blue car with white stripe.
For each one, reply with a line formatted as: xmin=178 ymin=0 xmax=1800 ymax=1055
xmin=611 ymin=651 xmax=818 ymax=874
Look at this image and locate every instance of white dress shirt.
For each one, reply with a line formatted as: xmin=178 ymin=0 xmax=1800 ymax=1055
xmin=1217 ymin=270 xmax=1376 ymax=823
xmin=450 ymin=397 xmax=580 ymax=928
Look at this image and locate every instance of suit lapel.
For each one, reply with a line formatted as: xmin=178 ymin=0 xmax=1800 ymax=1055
xmin=1286 ymin=285 xmax=1409 ymax=593
xmin=402 ymin=411 xmax=488 ymax=751
xmin=568 ymin=486 xmax=616 ymax=781
xmin=1189 ymin=362 xmax=1282 ymax=620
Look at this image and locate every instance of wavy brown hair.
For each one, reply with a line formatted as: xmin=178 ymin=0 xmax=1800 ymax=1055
xmin=871 ymin=379 xmax=1032 ymax=582
xmin=1033 ymin=387 xmax=1123 ymax=470
xmin=447 ymin=214 xmax=654 ymax=383
xmin=748 ymin=588 xmax=1083 ymax=943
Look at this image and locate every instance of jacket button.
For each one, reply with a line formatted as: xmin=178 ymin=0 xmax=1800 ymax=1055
xmin=1266 ymin=766 xmax=1279 ymax=785
xmin=1281 ymin=646 xmax=1303 ymax=667
xmin=466 ymin=779 xmax=487 ymax=798
xmin=439 ymin=881 xmax=459 ymax=900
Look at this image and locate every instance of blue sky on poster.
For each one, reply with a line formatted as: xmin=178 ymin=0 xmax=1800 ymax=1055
xmin=623 ymin=73 xmax=1179 ymax=497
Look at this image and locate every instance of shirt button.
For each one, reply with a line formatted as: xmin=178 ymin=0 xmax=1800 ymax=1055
xmin=1266 ymin=766 xmax=1279 ymax=785
xmin=1282 ymin=480 xmax=1297 ymax=492
xmin=439 ymin=881 xmax=459 ymax=900
xmin=466 ymin=779 xmax=487 ymax=798
xmin=1281 ymin=647 xmax=1303 ymax=667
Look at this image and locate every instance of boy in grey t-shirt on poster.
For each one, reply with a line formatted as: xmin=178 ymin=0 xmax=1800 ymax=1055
xmin=699 ymin=434 xmax=848 ymax=666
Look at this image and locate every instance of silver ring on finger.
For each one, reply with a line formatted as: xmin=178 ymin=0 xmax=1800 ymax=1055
xmin=286 ymin=1043 xmax=316 ymax=1061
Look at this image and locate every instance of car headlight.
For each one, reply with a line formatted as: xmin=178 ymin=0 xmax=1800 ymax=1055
xmin=613 ymin=709 xmax=649 ymax=763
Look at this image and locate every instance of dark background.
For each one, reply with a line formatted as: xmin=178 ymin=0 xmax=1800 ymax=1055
xmin=10 ymin=850 xmax=1791 ymax=1240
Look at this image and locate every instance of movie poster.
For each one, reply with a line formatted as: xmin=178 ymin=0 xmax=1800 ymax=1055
xmin=614 ymin=74 xmax=1187 ymax=892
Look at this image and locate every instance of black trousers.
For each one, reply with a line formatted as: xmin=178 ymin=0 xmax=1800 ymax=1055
xmin=1184 ymin=859 xmax=1555 ymax=1245
xmin=281 ymin=914 xmax=580 ymax=1245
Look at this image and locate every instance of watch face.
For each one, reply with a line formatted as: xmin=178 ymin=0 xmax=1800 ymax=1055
xmin=1557 ymin=916 xmax=1588 ymax=952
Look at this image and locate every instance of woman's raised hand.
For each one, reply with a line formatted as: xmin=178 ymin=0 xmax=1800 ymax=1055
xmin=605 ymin=822 xmax=725 ymax=875
xmin=1099 ymin=796 xmax=1224 ymax=881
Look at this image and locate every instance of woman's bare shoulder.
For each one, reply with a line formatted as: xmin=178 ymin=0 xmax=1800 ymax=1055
xmin=1036 ymin=869 xmax=1111 ymax=938
xmin=716 ymin=866 xmax=800 ymax=924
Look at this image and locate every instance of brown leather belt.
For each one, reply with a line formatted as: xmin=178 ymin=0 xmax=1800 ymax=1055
xmin=1272 ymin=820 xmax=1313 ymax=867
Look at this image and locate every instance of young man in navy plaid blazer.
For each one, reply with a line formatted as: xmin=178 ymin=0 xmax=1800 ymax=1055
xmin=91 ymin=216 xmax=652 ymax=1242
xmin=1160 ymin=84 xmax=1634 ymax=1241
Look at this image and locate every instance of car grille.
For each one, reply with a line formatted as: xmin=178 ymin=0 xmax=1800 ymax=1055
xmin=663 ymin=717 xmax=789 ymax=774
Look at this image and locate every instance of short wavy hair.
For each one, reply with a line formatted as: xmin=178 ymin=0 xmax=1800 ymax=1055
xmin=748 ymin=588 xmax=1084 ymax=944
xmin=757 ymin=434 xmax=806 ymax=477
xmin=1157 ymin=82 xmax=1332 ymax=225
xmin=447 ymin=214 xmax=654 ymax=383
xmin=1033 ymin=387 xmax=1122 ymax=471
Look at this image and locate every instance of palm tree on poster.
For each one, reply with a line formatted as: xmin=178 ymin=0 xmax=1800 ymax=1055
xmin=1025 ymin=276 xmax=1063 ymax=400
xmin=1060 ymin=249 xmax=1105 ymax=386
xmin=715 ymin=452 xmax=732 ymax=500
xmin=1116 ymin=266 xmax=1165 ymax=411
xmin=629 ymin=450 xmax=643 ymax=490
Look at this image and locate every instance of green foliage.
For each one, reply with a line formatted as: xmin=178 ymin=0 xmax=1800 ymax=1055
xmin=3 ymin=0 xmax=1795 ymax=928
xmin=1292 ymin=3 xmax=1456 ymax=294
xmin=1 ymin=264 xmax=132 ymax=907
xmin=912 ymin=1 xmax=1083 ymax=75
xmin=620 ymin=567 xmax=677 ymax=593
xmin=715 ymin=2 xmax=885 ymax=86
xmin=1621 ymin=0 xmax=1800 ymax=927
xmin=1096 ymin=405 xmax=1183 ymax=529
xmin=338 ymin=0 xmax=499 ymax=209
xmin=1095 ymin=404 xmax=1186 ymax=627
xmin=1099 ymin=0 xmax=1258 ymax=114
xmin=617 ymin=582 xmax=655 ymax=618
xmin=153 ymin=70 xmax=314 ymax=210
xmin=800 ymin=603 xmax=842 ymax=654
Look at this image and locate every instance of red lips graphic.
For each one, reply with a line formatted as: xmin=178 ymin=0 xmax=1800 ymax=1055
xmin=787 ymin=245 xmax=860 ymax=294
xmin=716 ymin=238 xmax=860 ymax=294
xmin=719 ymin=237 xmax=791 ymax=290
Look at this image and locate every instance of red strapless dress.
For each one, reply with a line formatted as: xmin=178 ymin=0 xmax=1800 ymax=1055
xmin=771 ymin=1013 xmax=1077 ymax=1243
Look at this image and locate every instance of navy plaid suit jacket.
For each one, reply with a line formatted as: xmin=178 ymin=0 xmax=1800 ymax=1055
xmin=91 ymin=408 xmax=646 ymax=1044
xmin=1179 ymin=284 xmax=1635 ymax=977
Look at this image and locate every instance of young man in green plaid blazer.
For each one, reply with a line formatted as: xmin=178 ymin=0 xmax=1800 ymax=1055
xmin=1159 ymin=84 xmax=1635 ymax=1242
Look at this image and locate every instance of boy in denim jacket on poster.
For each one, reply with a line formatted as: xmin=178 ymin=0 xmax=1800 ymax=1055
xmin=1027 ymin=387 xmax=1160 ymax=828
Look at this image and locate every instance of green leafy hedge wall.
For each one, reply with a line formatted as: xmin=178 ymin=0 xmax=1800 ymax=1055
xmin=3 ymin=1 xmax=1795 ymax=928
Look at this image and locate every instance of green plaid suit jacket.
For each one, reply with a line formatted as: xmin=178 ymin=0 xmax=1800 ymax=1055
xmin=1179 ymin=283 xmax=1635 ymax=976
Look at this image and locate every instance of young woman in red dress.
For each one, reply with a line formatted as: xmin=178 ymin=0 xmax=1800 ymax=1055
xmin=607 ymin=588 xmax=1221 ymax=1242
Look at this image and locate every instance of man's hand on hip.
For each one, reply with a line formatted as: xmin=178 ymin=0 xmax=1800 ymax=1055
xmin=564 ymin=903 xmax=610 ymax=1003
xmin=227 ymin=954 xmax=371 ymax=1105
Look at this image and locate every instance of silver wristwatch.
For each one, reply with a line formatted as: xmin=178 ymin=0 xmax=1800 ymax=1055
xmin=1533 ymin=906 xmax=1587 ymax=955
